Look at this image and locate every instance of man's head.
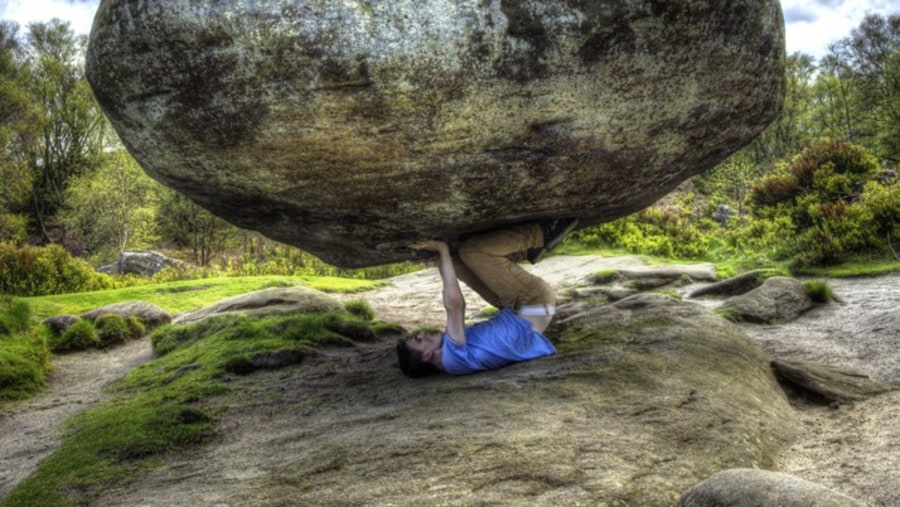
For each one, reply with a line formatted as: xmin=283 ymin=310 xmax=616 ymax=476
xmin=396 ymin=328 xmax=443 ymax=377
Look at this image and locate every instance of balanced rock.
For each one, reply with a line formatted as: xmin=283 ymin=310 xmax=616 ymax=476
xmin=86 ymin=0 xmax=785 ymax=267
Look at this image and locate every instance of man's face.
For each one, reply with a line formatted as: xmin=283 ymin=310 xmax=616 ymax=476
xmin=406 ymin=330 xmax=443 ymax=357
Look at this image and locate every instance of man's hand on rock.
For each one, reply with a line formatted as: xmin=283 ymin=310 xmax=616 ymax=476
xmin=409 ymin=240 xmax=449 ymax=254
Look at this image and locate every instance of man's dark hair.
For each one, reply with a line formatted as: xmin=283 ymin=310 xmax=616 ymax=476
xmin=396 ymin=338 xmax=440 ymax=378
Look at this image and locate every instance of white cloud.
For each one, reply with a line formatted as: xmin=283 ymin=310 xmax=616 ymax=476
xmin=2 ymin=0 xmax=896 ymax=63
xmin=0 ymin=0 xmax=98 ymax=37
xmin=781 ymin=0 xmax=896 ymax=60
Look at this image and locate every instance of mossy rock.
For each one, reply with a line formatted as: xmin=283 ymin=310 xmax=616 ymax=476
xmin=201 ymin=294 xmax=798 ymax=506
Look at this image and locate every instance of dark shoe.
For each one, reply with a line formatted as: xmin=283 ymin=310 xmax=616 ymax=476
xmin=527 ymin=218 xmax=579 ymax=264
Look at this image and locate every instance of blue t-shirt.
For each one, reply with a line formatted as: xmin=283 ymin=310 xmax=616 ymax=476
xmin=442 ymin=308 xmax=556 ymax=375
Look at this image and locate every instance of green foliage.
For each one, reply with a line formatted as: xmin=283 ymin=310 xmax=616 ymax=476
xmin=93 ymin=314 xmax=131 ymax=348
xmin=0 ymin=298 xmax=50 ymax=403
xmin=748 ymin=140 xmax=888 ymax=266
xmin=60 ymin=149 xmax=162 ymax=264
xmin=157 ymin=190 xmax=237 ymax=267
xmin=0 ymin=242 xmax=113 ymax=296
xmin=0 ymin=296 xmax=30 ymax=335
xmin=803 ymin=280 xmax=834 ymax=303
xmin=126 ymin=316 xmax=146 ymax=340
xmin=14 ymin=21 xmax=109 ymax=244
xmin=571 ymin=205 xmax=709 ymax=260
xmin=822 ymin=13 xmax=900 ymax=162
xmin=53 ymin=319 xmax=99 ymax=353
xmin=0 ymin=342 xmax=46 ymax=402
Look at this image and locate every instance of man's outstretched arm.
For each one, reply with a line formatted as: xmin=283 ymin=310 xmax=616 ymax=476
xmin=410 ymin=240 xmax=466 ymax=345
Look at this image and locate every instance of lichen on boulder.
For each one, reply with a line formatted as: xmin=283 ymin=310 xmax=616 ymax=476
xmin=86 ymin=0 xmax=785 ymax=267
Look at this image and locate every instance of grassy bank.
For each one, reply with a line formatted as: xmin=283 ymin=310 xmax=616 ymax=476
xmin=0 ymin=275 xmax=383 ymax=407
xmin=1 ymin=304 xmax=400 ymax=507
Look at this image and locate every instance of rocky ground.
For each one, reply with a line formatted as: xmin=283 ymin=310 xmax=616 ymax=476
xmin=1 ymin=255 xmax=898 ymax=505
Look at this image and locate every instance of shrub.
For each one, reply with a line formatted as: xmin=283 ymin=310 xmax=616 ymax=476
xmin=0 ymin=243 xmax=114 ymax=296
xmin=570 ymin=207 xmax=709 ymax=260
xmin=344 ymin=299 xmax=375 ymax=321
xmin=0 ymin=347 xmax=45 ymax=402
xmin=94 ymin=314 xmax=132 ymax=347
xmin=0 ymin=297 xmax=31 ymax=336
xmin=126 ymin=316 xmax=147 ymax=340
xmin=803 ymin=280 xmax=833 ymax=303
xmin=750 ymin=172 xmax=800 ymax=206
xmin=53 ymin=320 xmax=100 ymax=353
xmin=747 ymin=140 xmax=888 ymax=267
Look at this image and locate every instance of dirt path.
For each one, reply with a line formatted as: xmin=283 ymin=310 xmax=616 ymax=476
xmin=0 ymin=338 xmax=153 ymax=498
xmin=1 ymin=257 xmax=898 ymax=505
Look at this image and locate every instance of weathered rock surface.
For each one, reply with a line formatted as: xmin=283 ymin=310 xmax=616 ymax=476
xmin=679 ymin=468 xmax=867 ymax=507
xmin=86 ymin=0 xmax=785 ymax=267
xmin=688 ymin=269 xmax=772 ymax=298
xmin=41 ymin=314 xmax=81 ymax=337
xmin=721 ymin=276 xmax=814 ymax=323
xmin=94 ymin=294 xmax=799 ymax=506
xmin=772 ymin=358 xmax=898 ymax=404
xmin=173 ymin=286 xmax=345 ymax=324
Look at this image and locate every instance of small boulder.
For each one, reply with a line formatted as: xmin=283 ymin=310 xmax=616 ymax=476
xmin=42 ymin=314 xmax=82 ymax=337
xmin=174 ymin=287 xmax=345 ymax=325
xmin=688 ymin=269 xmax=772 ymax=298
xmin=772 ymin=359 xmax=898 ymax=404
xmin=99 ymin=251 xmax=184 ymax=277
xmin=679 ymin=468 xmax=866 ymax=507
xmin=82 ymin=301 xmax=173 ymax=330
xmin=720 ymin=276 xmax=813 ymax=323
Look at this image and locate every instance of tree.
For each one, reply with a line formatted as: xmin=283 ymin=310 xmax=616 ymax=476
xmin=0 ymin=21 xmax=35 ymax=243
xmin=745 ymin=52 xmax=819 ymax=166
xmin=60 ymin=149 xmax=161 ymax=264
xmin=17 ymin=20 xmax=108 ymax=243
xmin=821 ymin=13 xmax=900 ymax=162
xmin=157 ymin=191 xmax=238 ymax=266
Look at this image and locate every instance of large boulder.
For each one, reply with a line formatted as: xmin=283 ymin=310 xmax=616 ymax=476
xmin=86 ymin=0 xmax=785 ymax=267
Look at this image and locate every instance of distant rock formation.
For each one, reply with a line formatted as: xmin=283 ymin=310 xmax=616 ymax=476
xmin=98 ymin=251 xmax=184 ymax=277
xmin=86 ymin=0 xmax=785 ymax=267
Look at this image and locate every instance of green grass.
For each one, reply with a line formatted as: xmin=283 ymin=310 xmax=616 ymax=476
xmin=803 ymin=280 xmax=834 ymax=303
xmin=23 ymin=275 xmax=382 ymax=321
xmin=1 ymin=309 xmax=399 ymax=507
xmin=1 ymin=275 xmax=383 ymax=408
xmin=791 ymin=258 xmax=900 ymax=278
xmin=0 ymin=330 xmax=50 ymax=403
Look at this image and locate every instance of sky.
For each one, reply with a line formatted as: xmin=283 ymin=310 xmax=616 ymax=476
xmin=0 ymin=0 xmax=897 ymax=62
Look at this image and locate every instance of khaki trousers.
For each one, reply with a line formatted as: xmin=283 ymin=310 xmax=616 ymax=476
xmin=452 ymin=224 xmax=556 ymax=311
